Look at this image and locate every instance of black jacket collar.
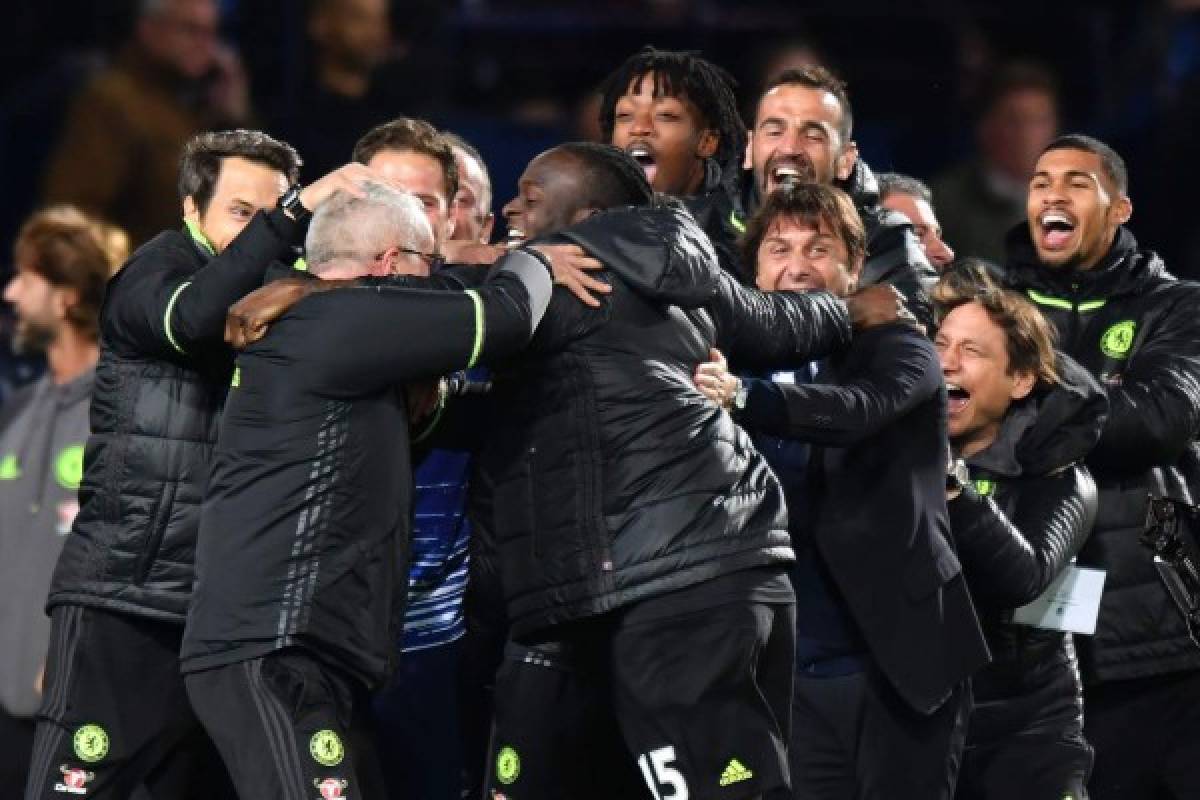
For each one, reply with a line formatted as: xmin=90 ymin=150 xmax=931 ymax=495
xmin=1003 ymin=224 xmax=1172 ymax=300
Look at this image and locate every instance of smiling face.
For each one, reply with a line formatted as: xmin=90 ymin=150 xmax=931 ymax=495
xmin=936 ymin=301 xmax=1036 ymax=457
xmin=1026 ymin=147 xmax=1131 ymax=271
xmin=754 ymin=214 xmax=861 ymax=298
xmin=610 ymin=73 xmax=717 ymax=197
xmin=748 ymin=84 xmax=857 ymax=196
xmin=502 ymin=150 xmax=590 ymax=242
xmin=184 ymin=156 xmax=289 ymax=253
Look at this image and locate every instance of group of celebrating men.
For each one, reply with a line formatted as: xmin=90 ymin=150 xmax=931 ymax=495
xmin=6 ymin=43 xmax=1200 ymax=800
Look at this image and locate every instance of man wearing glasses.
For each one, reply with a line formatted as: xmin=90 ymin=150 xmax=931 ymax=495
xmin=179 ymin=180 xmax=554 ymax=798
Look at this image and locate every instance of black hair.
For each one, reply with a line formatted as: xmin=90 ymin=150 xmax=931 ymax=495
xmin=598 ymin=46 xmax=746 ymax=177
xmin=178 ymin=130 xmax=301 ymax=213
xmin=876 ymin=172 xmax=933 ymax=205
xmin=1041 ymin=133 xmax=1128 ymax=195
xmin=556 ymin=142 xmax=654 ymax=210
xmin=761 ymin=65 xmax=853 ymax=142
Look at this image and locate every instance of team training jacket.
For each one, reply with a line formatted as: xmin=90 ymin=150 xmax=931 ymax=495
xmin=180 ymin=252 xmax=551 ymax=688
xmin=949 ymin=352 xmax=1105 ymax=743
xmin=1002 ymin=225 xmax=1200 ymax=683
xmin=48 ymin=209 xmax=305 ymax=623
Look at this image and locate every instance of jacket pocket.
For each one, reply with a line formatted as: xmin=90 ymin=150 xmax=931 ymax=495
xmin=133 ymin=481 xmax=177 ymax=585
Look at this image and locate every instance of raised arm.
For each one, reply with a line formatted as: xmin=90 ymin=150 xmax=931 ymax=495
xmin=105 ymin=208 xmax=304 ymax=360
xmin=949 ymin=465 xmax=1098 ymax=609
xmin=107 ymin=163 xmax=373 ymax=360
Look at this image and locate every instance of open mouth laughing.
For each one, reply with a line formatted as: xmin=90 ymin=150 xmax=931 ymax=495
xmin=946 ymin=382 xmax=970 ymax=416
xmin=1037 ymin=209 xmax=1077 ymax=252
xmin=764 ymin=156 xmax=815 ymax=192
xmin=626 ymin=142 xmax=658 ymax=186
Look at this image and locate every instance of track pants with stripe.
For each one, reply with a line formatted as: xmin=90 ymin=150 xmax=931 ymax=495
xmin=24 ymin=605 xmax=232 ymax=800
xmin=184 ymin=648 xmax=386 ymax=800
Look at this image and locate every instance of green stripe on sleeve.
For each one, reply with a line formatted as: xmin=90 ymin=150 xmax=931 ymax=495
xmin=163 ymin=281 xmax=192 ymax=354
xmin=464 ymin=289 xmax=485 ymax=369
xmin=1025 ymin=289 xmax=1074 ymax=310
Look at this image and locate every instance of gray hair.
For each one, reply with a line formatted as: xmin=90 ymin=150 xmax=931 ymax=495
xmin=876 ymin=172 xmax=934 ymax=205
xmin=304 ymin=181 xmax=433 ymax=275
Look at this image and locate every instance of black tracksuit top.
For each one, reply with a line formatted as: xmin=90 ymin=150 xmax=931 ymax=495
xmin=180 ymin=252 xmax=550 ymax=687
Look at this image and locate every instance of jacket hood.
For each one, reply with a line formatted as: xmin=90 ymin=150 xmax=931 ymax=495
xmin=968 ymin=351 xmax=1108 ymax=478
xmin=558 ymin=202 xmax=720 ymax=308
xmin=1003 ymin=223 xmax=1173 ymax=300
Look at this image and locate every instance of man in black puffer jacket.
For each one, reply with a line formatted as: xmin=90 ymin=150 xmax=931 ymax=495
xmin=27 ymin=131 xmax=371 ymax=800
xmin=715 ymin=65 xmax=937 ymax=324
xmin=934 ymin=269 xmax=1106 ymax=799
xmin=1001 ymin=134 xmax=1200 ymax=799
xmin=480 ymin=143 xmax=904 ymax=800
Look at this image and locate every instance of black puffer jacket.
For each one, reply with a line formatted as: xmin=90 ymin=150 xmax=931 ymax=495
xmin=48 ymin=209 xmax=304 ymax=622
xmin=1002 ymin=225 xmax=1200 ymax=682
xmin=949 ymin=353 xmax=1106 ymax=740
xmin=481 ymin=204 xmax=852 ymax=638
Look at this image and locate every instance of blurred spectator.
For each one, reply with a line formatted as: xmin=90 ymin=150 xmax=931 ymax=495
xmin=269 ymin=0 xmax=413 ymax=182
xmin=931 ymin=62 xmax=1060 ymax=264
xmin=878 ymin=172 xmax=956 ymax=272
xmin=40 ymin=0 xmax=251 ymax=247
xmin=0 ymin=206 xmax=121 ymax=790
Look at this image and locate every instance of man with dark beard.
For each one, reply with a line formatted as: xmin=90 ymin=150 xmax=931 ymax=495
xmin=734 ymin=66 xmax=937 ymax=321
xmin=1000 ymin=134 xmax=1200 ymax=799
xmin=0 ymin=208 xmax=120 ymax=791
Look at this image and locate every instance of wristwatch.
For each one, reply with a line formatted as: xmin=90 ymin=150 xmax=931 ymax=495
xmin=278 ymin=185 xmax=310 ymax=223
xmin=731 ymin=377 xmax=749 ymax=413
xmin=946 ymin=458 xmax=970 ymax=492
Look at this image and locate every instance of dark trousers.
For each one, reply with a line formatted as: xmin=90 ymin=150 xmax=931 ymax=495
xmin=24 ymin=605 xmax=231 ymax=800
xmin=185 ymin=649 xmax=386 ymax=800
xmin=790 ymin=668 xmax=971 ymax=800
xmin=1085 ymin=670 xmax=1200 ymax=799
xmin=371 ymin=638 xmax=464 ymax=800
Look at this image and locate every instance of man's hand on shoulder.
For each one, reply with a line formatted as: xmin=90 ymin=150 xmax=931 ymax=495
xmin=844 ymin=284 xmax=919 ymax=332
xmin=530 ymin=243 xmax=610 ymax=308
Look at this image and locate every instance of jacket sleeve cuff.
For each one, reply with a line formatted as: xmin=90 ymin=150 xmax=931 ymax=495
xmin=737 ymin=378 xmax=788 ymax=430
